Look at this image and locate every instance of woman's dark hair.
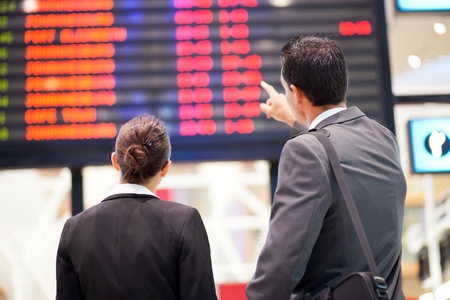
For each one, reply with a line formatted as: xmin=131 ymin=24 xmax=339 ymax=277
xmin=114 ymin=114 xmax=171 ymax=184
xmin=280 ymin=34 xmax=348 ymax=107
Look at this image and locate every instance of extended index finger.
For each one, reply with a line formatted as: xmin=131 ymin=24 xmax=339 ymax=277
xmin=260 ymin=81 xmax=279 ymax=98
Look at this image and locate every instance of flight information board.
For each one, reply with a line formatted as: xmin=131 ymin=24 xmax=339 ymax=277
xmin=0 ymin=0 xmax=393 ymax=168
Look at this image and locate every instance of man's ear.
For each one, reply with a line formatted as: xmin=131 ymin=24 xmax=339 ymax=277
xmin=111 ymin=152 xmax=120 ymax=171
xmin=161 ymin=160 xmax=171 ymax=178
xmin=290 ymin=84 xmax=305 ymax=105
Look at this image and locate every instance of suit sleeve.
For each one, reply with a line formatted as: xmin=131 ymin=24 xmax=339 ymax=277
xmin=56 ymin=219 xmax=84 ymax=300
xmin=179 ymin=208 xmax=218 ymax=300
xmin=246 ymin=136 xmax=332 ymax=300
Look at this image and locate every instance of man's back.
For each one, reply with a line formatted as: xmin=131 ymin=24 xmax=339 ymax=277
xmin=295 ymin=107 xmax=406 ymax=298
xmin=247 ymin=107 xmax=406 ymax=300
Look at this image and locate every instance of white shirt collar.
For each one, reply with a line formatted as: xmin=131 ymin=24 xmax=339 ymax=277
xmin=309 ymin=107 xmax=346 ymax=129
xmin=107 ymin=183 xmax=158 ymax=198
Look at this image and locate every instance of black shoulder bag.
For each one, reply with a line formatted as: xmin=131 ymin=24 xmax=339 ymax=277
xmin=304 ymin=130 xmax=390 ymax=300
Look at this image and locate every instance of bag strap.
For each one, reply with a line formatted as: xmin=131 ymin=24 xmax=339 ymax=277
xmin=311 ymin=129 xmax=380 ymax=277
xmin=313 ymin=129 xmax=390 ymax=299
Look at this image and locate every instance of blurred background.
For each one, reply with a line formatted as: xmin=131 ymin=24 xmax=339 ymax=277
xmin=1 ymin=0 xmax=450 ymax=299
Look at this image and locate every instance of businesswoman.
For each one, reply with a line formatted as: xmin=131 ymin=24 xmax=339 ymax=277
xmin=56 ymin=114 xmax=217 ymax=300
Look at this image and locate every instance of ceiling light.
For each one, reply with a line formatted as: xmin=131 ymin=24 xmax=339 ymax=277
xmin=408 ymin=55 xmax=422 ymax=69
xmin=434 ymin=23 xmax=447 ymax=35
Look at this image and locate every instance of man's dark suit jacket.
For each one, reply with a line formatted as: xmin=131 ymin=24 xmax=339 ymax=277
xmin=56 ymin=193 xmax=217 ymax=300
xmin=246 ymin=107 xmax=406 ymax=300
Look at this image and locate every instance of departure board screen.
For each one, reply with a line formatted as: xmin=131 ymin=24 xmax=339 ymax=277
xmin=0 ymin=0 xmax=393 ymax=168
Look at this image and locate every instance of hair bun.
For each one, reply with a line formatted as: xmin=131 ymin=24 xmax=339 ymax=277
xmin=124 ymin=145 xmax=148 ymax=168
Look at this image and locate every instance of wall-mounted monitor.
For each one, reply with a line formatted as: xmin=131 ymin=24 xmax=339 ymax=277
xmin=408 ymin=117 xmax=450 ymax=174
xmin=396 ymin=0 xmax=450 ymax=12
xmin=0 ymin=0 xmax=394 ymax=168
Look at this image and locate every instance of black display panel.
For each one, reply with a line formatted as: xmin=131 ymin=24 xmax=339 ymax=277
xmin=0 ymin=0 xmax=393 ymax=168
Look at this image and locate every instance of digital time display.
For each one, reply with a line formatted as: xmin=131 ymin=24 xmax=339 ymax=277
xmin=0 ymin=0 xmax=393 ymax=168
